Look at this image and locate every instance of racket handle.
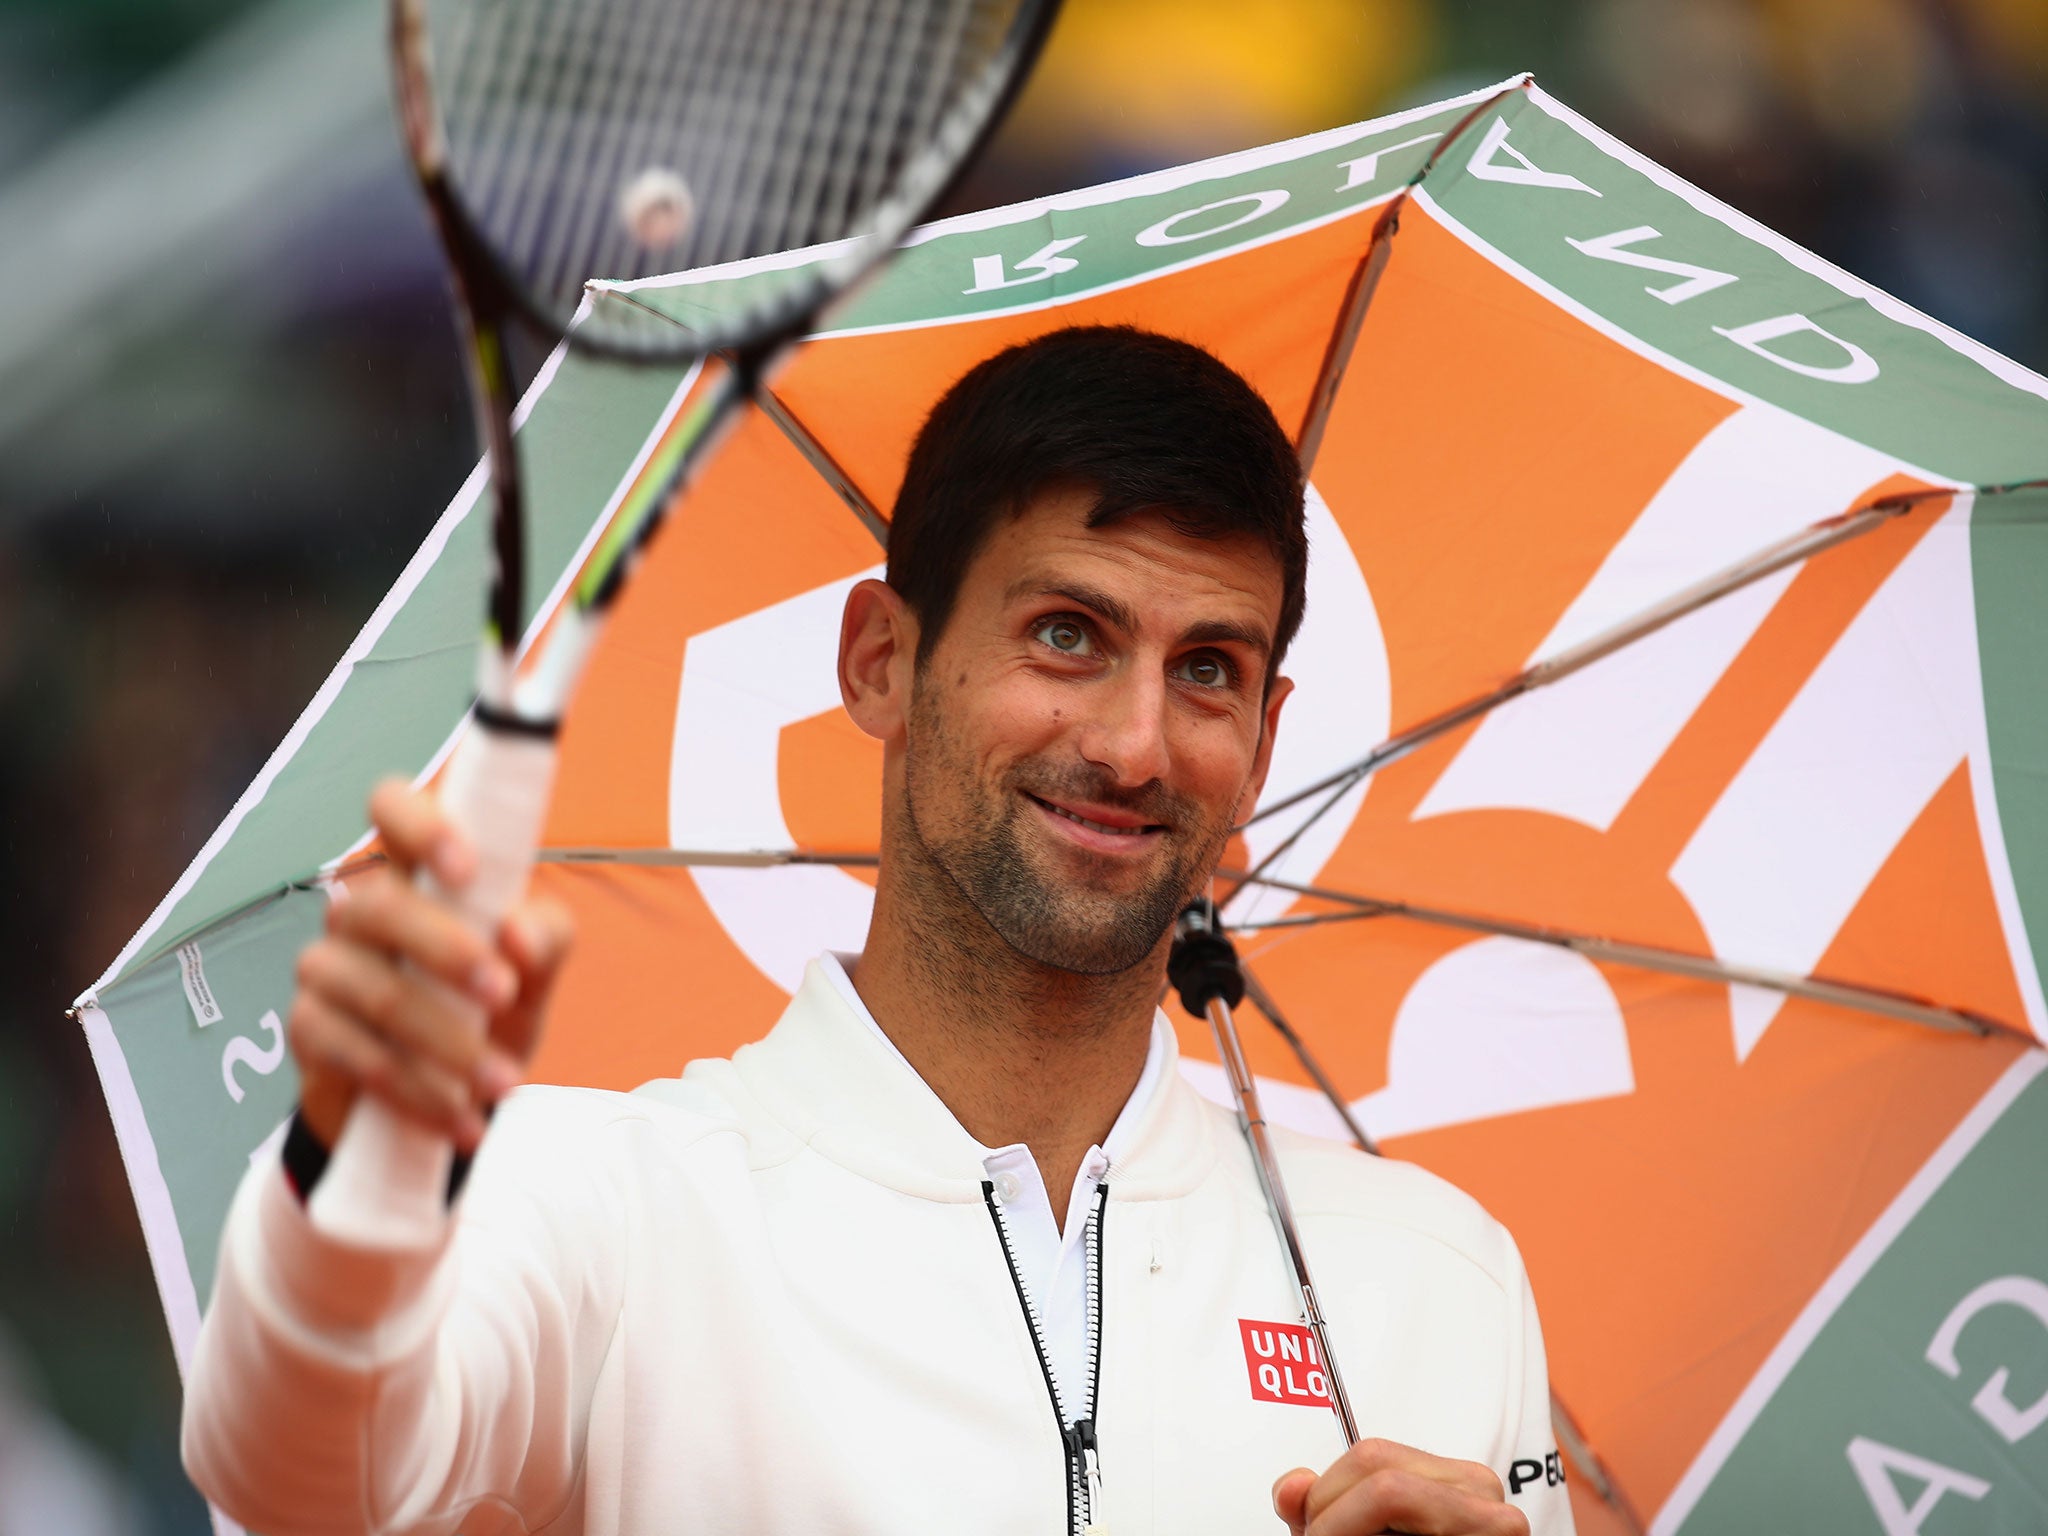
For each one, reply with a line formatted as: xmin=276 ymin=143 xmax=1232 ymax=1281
xmin=307 ymin=720 xmax=558 ymax=1252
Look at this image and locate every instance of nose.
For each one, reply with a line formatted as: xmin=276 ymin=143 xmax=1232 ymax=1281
xmin=1076 ymin=665 xmax=1171 ymax=789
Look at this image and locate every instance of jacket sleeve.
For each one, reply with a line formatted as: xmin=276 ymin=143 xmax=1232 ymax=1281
xmin=182 ymin=1097 xmax=626 ymax=1536
xmin=1494 ymin=1233 xmax=1578 ymax=1536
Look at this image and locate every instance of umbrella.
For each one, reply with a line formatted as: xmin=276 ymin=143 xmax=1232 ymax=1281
xmin=75 ymin=75 xmax=2048 ymax=1536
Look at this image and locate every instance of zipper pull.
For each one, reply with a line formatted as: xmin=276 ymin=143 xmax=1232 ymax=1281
xmin=1071 ymin=1418 xmax=1106 ymax=1535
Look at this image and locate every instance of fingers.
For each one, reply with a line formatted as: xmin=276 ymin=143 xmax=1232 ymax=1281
xmin=493 ymin=895 xmax=574 ymax=1066
xmin=1292 ymin=1440 xmax=1525 ymax=1536
xmin=1272 ymin=1467 xmax=1315 ymax=1535
xmin=297 ymin=932 xmax=496 ymax=1087
xmin=291 ymin=988 xmax=489 ymax=1149
xmin=293 ymin=935 xmax=505 ymax=1140
xmin=1306 ymin=1439 xmax=1504 ymax=1515
xmin=368 ymin=776 xmax=475 ymax=887
xmin=286 ymin=782 xmax=575 ymax=1158
xmin=328 ymin=864 xmax=517 ymax=1007
xmin=290 ymin=856 xmax=536 ymax=1150
xmin=1305 ymin=1470 xmax=1528 ymax=1535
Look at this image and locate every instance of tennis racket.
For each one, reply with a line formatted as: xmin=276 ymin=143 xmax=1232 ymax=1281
xmin=309 ymin=0 xmax=1064 ymax=1249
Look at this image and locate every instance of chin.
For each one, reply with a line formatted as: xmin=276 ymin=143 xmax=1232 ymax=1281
xmin=1003 ymin=932 xmax=1161 ymax=978
xmin=988 ymin=888 xmax=1180 ymax=977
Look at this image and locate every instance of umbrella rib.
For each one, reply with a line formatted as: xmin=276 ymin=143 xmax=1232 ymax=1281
xmin=1238 ymin=960 xmax=1381 ymax=1155
xmin=754 ymin=381 xmax=891 ymax=547
xmin=1293 ymin=76 xmax=1528 ymax=476
xmin=586 ymin=283 xmax=710 ymax=342
xmin=1400 ymin=75 xmax=1534 ymax=191
xmin=1223 ymin=770 xmax=1369 ymax=919
xmin=1228 ymin=908 xmax=1385 ymax=934
xmin=1295 ymin=231 xmax=1393 ymax=476
xmin=1550 ymin=1390 xmax=1649 ymax=1535
xmin=1239 ymin=483 xmax=1969 ymax=846
xmin=537 ymin=846 xmax=879 ymax=867
xmin=312 ymin=848 xmax=882 ymax=875
xmin=1221 ymin=869 xmax=2034 ymax=1043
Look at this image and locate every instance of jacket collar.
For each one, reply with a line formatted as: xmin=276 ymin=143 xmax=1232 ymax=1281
xmin=730 ymin=957 xmax=1218 ymax=1203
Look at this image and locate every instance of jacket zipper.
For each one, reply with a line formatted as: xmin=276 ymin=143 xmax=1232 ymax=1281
xmin=984 ymin=1178 xmax=1109 ymax=1536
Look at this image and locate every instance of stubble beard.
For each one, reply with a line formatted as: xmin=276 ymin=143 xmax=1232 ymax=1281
xmin=899 ymin=679 xmax=1237 ymax=978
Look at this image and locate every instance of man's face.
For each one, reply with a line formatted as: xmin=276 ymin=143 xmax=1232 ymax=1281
xmin=900 ymin=486 xmax=1291 ymax=975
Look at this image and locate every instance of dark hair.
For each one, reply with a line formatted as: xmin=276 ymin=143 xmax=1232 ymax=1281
xmin=886 ymin=326 xmax=1307 ymax=678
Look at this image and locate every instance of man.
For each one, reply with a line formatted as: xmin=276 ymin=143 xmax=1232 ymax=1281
xmin=184 ymin=327 xmax=1572 ymax=1536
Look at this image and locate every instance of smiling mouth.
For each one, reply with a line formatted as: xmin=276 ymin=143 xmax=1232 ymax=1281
xmin=1024 ymin=792 xmax=1166 ymax=838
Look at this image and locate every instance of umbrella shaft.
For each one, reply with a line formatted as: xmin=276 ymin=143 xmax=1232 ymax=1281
xmin=1204 ymin=995 xmax=1360 ymax=1447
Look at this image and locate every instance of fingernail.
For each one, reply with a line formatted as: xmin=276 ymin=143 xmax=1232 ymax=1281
xmin=469 ymin=958 xmax=516 ymax=1008
xmin=475 ymin=1053 xmax=521 ymax=1101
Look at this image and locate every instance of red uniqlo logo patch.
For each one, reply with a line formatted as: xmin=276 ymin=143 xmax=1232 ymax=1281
xmin=1239 ymin=1319 xmax=1333 ymax=1407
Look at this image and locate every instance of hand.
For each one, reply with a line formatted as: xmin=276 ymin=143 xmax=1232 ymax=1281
xmin=289 ymin=778 xmax=574 ymax=1152
xmin=1272 ymin=1439 xmax=1530 ymax=1536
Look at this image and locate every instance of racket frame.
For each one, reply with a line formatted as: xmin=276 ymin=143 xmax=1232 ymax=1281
xmin=309 ymin=0 xmax=1063 ymax=1251
xmin=390 ymin=0 xmax=1064 ymax=367
xmin=390 ymin=0 xmax=1065 ymax=696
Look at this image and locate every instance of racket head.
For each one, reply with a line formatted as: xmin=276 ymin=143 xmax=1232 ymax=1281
xmin=392 ymin=0 xmax=1061 ymax=363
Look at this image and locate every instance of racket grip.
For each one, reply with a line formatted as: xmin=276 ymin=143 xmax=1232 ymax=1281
xmin=307 ymin=721 xmax=558 ymax=1252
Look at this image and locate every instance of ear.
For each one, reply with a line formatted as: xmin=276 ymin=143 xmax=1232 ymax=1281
xmin=839 ymin=578 xmax=919 ymax=743
xmin=1237 ymin=674 xmax=1295 ymax=825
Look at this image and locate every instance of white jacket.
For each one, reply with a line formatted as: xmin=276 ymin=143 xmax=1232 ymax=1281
xmin=184 ymin=959 xmax=1576 ymax=1536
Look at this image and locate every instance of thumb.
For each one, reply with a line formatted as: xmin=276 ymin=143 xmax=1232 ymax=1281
xmin=1271 ymin=1467 xmax=1315 ymax=1534
xmin=492 ymin=894 xmax=574 ymax=1066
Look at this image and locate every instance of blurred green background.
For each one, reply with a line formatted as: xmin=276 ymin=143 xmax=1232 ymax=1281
xmin=0 ymin=1 xmax=2042 ymax=1528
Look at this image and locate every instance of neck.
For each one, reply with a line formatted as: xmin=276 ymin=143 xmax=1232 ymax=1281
xmin=851 ymin=839 xmax=1164 ymax=1215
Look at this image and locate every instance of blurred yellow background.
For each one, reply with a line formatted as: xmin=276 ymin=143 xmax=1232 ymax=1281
xmin=0 ymin=2 xmax=2040 ymax=1531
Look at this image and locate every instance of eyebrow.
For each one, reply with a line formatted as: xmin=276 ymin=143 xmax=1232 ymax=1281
xmin=1006 ymin=578 xmax=1273 ymax=660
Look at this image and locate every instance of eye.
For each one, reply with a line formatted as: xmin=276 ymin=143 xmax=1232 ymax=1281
xmin=1174 ymin=652 xmax=1234 ymax=689
xmin=1033 ymin=617 xmax=1095 ymax=656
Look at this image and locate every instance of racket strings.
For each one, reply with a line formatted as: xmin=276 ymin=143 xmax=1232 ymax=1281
xmin=531 ymin=0 xmax=693 ymax=301
xmin=423 ymin=0 xmax=1023 ymax=347
xmin=751 ymin=0 xmax=864 ymax=259
xmin=683 ymin=0 xmax=805 ymax=270
xmin=514 ymin=1 xmax=643 ymax=287
xmin=775 ymin=0 xmax=895 ymax=263
xmin=854 ymin=0 xmax=943 ymax=231
xmin=749 ymin=0 xmax=874 ymax=258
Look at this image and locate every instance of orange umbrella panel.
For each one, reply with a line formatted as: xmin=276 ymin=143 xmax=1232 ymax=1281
xmin=78 ymin=78 xmax=2048 ymax=1536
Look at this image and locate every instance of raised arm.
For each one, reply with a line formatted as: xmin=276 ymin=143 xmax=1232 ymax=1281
xmin=182 ymin=781 xmax=593 ymax=1536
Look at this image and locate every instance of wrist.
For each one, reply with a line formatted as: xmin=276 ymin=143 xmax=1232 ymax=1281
xmin=297 ymin=1077 xmax=352 ymax=1151
xmin=281 ymin=1096 xmax=484 ymax=1206
xmin=280 ymin=1110 xmax=333 ymax=1203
